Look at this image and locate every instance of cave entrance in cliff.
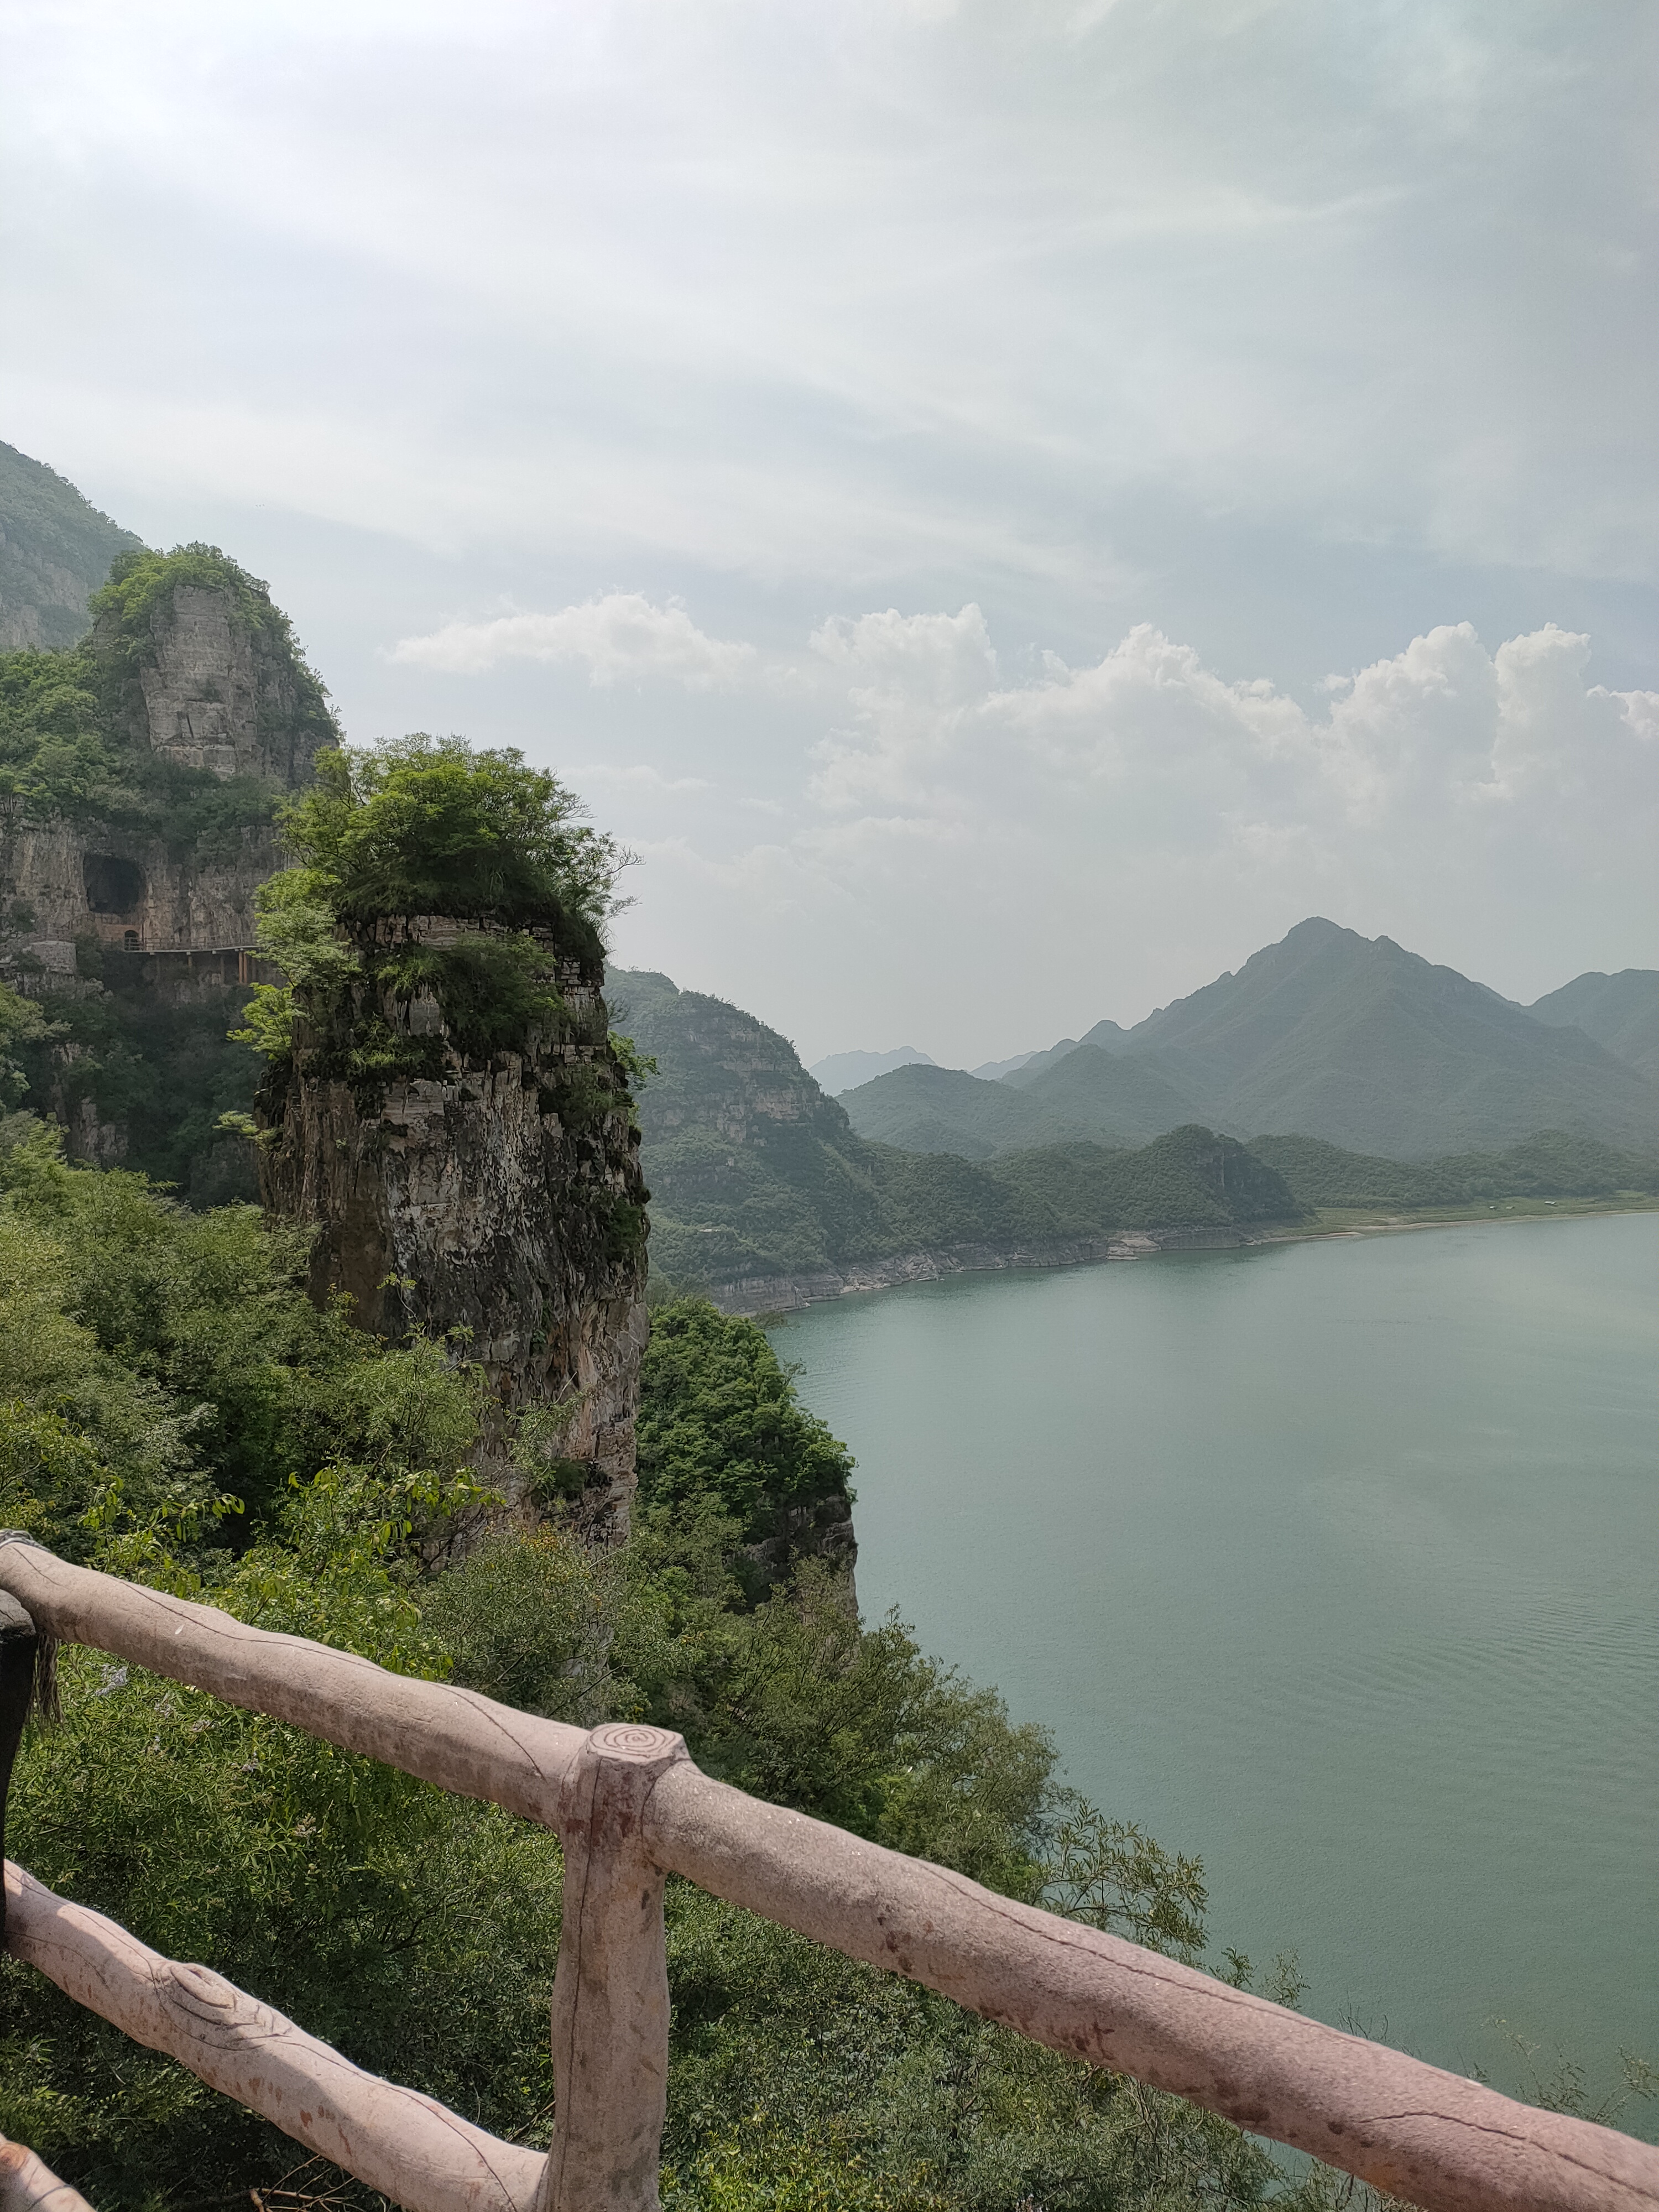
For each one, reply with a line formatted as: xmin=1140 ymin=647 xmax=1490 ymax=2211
xmin=83 ymin=853 xmax=147 ymax=915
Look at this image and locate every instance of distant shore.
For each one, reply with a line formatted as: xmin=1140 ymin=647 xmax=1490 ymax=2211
xmin=705 ymin=1192 xmax=1656 ymax=1317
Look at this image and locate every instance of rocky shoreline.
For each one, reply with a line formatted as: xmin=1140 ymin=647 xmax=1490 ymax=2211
xmin=706 ymin=1220 xmax=1291 ymax=1316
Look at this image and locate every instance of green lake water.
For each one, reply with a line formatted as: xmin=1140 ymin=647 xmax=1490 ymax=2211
xmin=774 ymin=1212 xmax=1659 ymax=2116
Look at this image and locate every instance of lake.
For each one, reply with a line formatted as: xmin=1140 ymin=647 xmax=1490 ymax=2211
xmin=774 ymin=1211 xmax=1658 ymax=2118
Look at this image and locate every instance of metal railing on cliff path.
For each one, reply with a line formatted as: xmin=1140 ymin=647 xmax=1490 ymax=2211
xmin=2 ymin=1537 xmax=1655 ymax=2212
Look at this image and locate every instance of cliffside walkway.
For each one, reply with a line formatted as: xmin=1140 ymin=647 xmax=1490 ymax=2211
xmin=3 ymin=1540 xmax=1656 ymax=2212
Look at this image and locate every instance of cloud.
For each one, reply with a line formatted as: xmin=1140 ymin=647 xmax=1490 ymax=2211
xmin=390 ymin=595 xmax=757 ymax=687
xmin=604 ymin=607 xmax=1658 ymax=1057
xmin=573 ymin=762 xmax=712 ymax=794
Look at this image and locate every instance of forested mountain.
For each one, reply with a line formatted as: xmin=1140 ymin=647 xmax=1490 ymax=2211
xmin=0 ymin=439 xmax=144 ymax=649
xmin=846 ymin=1047 xmax=1196 ymax=1159
xmin=843 ymin=920 xmax=1657 ymax=1161
xmin=1251 ymin=1128 xmax=1659 ymax=1210
xmin=607 ymin=967 xmax=1301 ymax=1296
xmin=1526 ymin=968 xmax=1659 ymax=1078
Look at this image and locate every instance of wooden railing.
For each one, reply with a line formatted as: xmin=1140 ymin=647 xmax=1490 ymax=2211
xmin=1 ymin=1537 xmax=1655 ymax=2212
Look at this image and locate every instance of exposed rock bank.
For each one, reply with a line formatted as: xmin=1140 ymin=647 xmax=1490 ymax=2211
xmin=710 ymin=1223 xmax=1291 ymax=1315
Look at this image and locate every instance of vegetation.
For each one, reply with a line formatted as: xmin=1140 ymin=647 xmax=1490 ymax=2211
xmin=0 ymin=438 xmax=143 ymax=654
xmin=842 ymin=919 xmax=1659 ymax=1163
xmin=0 ymin=1133 xmax=1368 ymax=2209
xmin=242 ymin=736 xmax=631 ymax=1115
xmin=610 ymin=971 xmax=1303 ymax=1290
xmin=1249 ymin=1128 xmax=1659 ymax=1211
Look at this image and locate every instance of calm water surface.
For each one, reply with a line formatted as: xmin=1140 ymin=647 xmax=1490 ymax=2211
xmin=775 ymin=1213 xmax=1658 ymax=2107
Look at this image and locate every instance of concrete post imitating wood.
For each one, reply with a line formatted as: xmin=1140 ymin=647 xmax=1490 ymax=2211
xmin=0 ymin=2136 xmax=95 ymax=2212
xmin=538 ymin=1725 xmax=687 ymax=2212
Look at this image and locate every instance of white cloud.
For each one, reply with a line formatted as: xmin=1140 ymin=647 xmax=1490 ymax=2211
xmin=390 ymin=594 xmax=756 ymax=687
xmin=603 ymin=607 xmax=1658 ymax=1058
xmin=573 ymin=762 xmax=712 ymax=794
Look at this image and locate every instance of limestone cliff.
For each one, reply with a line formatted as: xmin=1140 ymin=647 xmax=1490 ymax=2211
xmin=6 ymin=547 xmax=335 ymax=968
xmin=258 ymin=927 xmax=649 ymax=1538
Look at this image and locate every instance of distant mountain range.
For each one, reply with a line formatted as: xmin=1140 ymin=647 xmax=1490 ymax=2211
xmin=839 ymin=920 xmax=1658 ymax=1161
xmin=1525 ymin=968 xmax=1659 ymax=1078
xmin=809 ymin=1045 xmax=936 ymax=1094
xmin=609 ymin=932 xmax=1656 ymax=1307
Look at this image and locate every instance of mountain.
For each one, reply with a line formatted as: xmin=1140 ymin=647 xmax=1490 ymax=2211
xmin=842 ymin=1044 xmax=1202 ymax=1157
xmin=606 ymin=967 xmax=1301 ymax=1300
xmin=1 ymin=439 xmax=144 ymax=650
xmin=968 ymin=1050 xmax=1038 ymax=1080
xmin=1525 ymin=970 xmax=1659 ymax=1079
xmin=1114 ymin=919 xmax=1656 ymax=1156
xmin=846 ymin=921 xmax=1657 ymax=1162
xmin=1001 ymin=1019 xmax=1124 ymax=1087
xmin=837 ymin=1062 xmax=1047 ymax=1159
xmin=809 ymin=1045 xmax=936 ymax=1094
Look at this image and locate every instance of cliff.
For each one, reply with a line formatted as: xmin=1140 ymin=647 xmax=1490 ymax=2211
xmin=2 ymin=546 xmax=338 ymax=1180
xmin=253 ymin=737 xmax=650 ymax=1537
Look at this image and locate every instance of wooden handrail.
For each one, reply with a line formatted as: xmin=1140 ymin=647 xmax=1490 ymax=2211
xmin=3 ymin=1863 xmax=542 ymax=2212
xmin=3 ymin=1538 xmax=1658 ymax=2212
xmin=0 ymin=2132 xmax=95 ymax=2212
xmin=0 ymin=1543 xmax=586 ymax=1823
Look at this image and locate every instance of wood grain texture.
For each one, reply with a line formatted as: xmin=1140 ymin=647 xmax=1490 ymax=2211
xmin=644 ymin=1762 xmax=1659 ymax=2212
xmin=4 ymin=1863 xmax=545 ymax=2212
xmin=538 ymin=1726 xmax=686 ymax=2212
xmin=0 ymin=2136 xmax=95 ymax=2212
xmin=0 ymin=1540 xmax=583 ymax=1823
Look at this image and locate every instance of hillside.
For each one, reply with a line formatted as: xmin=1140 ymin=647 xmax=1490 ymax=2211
xmin=844 ymin=1044 xmax=1201 ymax=1156
xmin=1 ymin=439 xmax=144 ymax=649
xmin=1111 ymin=920 xmax=1656 ymax=1156
xmin=1526 ymin=969 xmax=1659 ymax=1079
xmin=839 ymin=1060 xmax=1052 ymax=1158
xmin=607 ymin=967 xmax=1301 ymax=1298
xmin=846 ymin=922 xmax=1656 ymax=1162
xmin=1249 ymin=1128 xmax=1659 ymax=1209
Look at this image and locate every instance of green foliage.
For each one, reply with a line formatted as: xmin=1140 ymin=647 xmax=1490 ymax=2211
xmin=275 ymin=733 xmax=624 ymax=939
xmin=638 ymin=1298 xmax=854 ymax=1536
xmin=14 ymin=964 xmax=267 ymax=1199
xmin=0 ymin=1126 xmax=484 ymax=1535
xmin=241 ymin=738 xmax=633 ymax=1129
xmin=1249 ymin=1128 xmax=1659 ymax=1208
xmin=0 ymin=980 xmax=47 ymax=1107
xmin=0 ymin=649 xmax=112 ymax=823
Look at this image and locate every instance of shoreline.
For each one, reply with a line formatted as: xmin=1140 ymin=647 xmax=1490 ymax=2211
xmin=699 ymin=1194 xmax=1656 ymax=1318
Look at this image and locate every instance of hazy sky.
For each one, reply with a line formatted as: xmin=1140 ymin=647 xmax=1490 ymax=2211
xmin=4 ymin=0 xmax=1655 ymax=1063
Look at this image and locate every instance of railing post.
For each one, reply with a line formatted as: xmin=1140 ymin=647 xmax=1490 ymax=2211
xmin=538 ymin=1725 xmax=687 ymax=2212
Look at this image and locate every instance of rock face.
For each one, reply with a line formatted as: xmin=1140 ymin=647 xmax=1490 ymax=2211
xmin=258 ymin=943 xmax=650 ymax=1539
xmin=93 ymin=581 xmax=331 ymax=787
xmin=9 ymin=820 xmax=278 ymax=959
xmin=8 ymin=562 xmax=336 ymax=967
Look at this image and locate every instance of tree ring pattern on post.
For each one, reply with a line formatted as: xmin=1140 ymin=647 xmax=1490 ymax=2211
xmin=586 ymin=1723 xmax=685 ymax=1768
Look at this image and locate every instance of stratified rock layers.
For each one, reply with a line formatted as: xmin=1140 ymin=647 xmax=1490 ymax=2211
xmin=258 ymin=959 xmax=650 ymax=1538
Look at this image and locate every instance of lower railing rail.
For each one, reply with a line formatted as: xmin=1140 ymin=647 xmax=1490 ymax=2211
xmin=1 ymin=1537 xmax=1655 ymax=2212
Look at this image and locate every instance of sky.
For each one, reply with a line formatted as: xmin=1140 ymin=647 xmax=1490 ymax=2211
xmin=3 ymin=0 xmax=1655 ymax=1065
